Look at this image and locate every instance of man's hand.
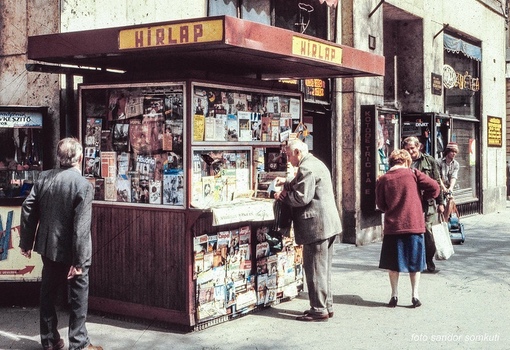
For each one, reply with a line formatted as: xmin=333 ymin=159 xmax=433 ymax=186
xmin=274 ymin=190 xmax=287 ymax=201
xmin=437 ymin=204 xmax=445 ymax=214
xmin=67 ymin=266 xmax=83 ymax=280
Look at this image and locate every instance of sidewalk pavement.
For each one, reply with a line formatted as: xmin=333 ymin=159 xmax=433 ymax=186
xmin=1 ymin=202 xmax=509 ymax=350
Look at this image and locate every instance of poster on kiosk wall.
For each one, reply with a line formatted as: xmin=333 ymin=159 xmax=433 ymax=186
xmin=0 ymin=207 xmax=43 ymax=281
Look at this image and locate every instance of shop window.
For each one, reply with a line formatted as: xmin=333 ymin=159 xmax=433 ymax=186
xmin=274 ymin=0 xmax=327 ymax=38
xmin=449 ymin=119 xmax=478 ymax=202
xmin=443 ymin=37 xmax=481 ymax=119
xmin=0 ymin=109 xmax=44 ymax=199
xmin=208 ymin=0 xmax=239 ymax=17
xmin=208 ymin=0 xmax=328 ymax=39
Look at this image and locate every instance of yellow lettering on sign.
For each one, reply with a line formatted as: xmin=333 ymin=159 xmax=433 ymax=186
xmin=292 ymin=37 xmax=342 ymax=65
xmin=119 ymin=19 xmax=224 ymax=50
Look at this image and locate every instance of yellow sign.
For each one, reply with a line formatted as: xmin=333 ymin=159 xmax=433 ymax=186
xmin=487 ymin=116 xmax=502 ymax=147
xmin=119 ymin=19 xmax=224 ymax=50
xmin=292 ymin=37 xmax=342 ymax=65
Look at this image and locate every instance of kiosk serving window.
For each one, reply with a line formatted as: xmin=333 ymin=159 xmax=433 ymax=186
xmin=80 ymin=83 xmax=185 ymax=206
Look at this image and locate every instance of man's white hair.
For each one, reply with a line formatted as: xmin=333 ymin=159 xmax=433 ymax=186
xmin=287 ymin=138 xmax=309 ymax=155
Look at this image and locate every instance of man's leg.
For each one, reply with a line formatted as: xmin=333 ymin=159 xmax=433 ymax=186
xmin=325 ymin=235 xmax=336 ymax=314
xmin=302 ymin=238 xmax=330 ymax=315
xmin=424 ymin=213 xmax=437 ymax=271
xmin=68 ymin=265 xmax=90 ymax=350
xmin=40 ymin=257 xmax=67 ymax=348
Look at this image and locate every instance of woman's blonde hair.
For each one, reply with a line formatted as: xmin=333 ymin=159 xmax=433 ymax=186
xmin=388 ymin=149 xmax=412 ymax=167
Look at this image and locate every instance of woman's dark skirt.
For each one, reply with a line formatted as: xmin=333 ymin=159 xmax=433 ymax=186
xmin=379 ymin=233 xmax=426 ymax=273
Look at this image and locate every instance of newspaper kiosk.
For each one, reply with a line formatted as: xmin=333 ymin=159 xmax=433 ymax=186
xmin=27 ymin=16 xmax=384 ymax=328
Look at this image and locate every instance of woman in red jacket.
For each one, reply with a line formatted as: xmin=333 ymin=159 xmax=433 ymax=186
xmin=376 ymin=149 xmax=440 ymax=308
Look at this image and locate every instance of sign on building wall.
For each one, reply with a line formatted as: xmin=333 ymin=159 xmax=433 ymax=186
xmin=431 ymin=73 xmax=442 ymax=96
xmin=487 ymin=116 xmax=502 ymax=147
xmin=360 ymin=105 xmax=376 ymax=212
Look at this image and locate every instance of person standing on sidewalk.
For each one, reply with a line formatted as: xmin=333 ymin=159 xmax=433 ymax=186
xmin=403 ymin=136 xmax=445 ymax=273
xmin=437 ymin=142 xmax=460 ymax=220
xmin=274 ymin=138 xmax=342 ymax=322
xmin=19 ymin=138 xmax=103 ymax=350
xmin=376 ymin=149 xmax=440 ymax=308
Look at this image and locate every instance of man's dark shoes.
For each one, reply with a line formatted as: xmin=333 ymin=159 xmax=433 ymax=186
xmin=412 ymin=297 xmax=422 ymax=308
xmin=296 ymin=312 xmax=329 ymax=322
xmin=43 ymin=338 xmax=64 ymax=350
xmin=387 ymin=296 xmax=398 ymax=308
xmin=426 ymin=261 xmax=437 ymax=273
xmin=304 ymin=309 xmax=334 ymax=318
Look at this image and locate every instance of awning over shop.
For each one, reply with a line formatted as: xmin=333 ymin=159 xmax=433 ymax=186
xmin=444 ymin=33 xmax=482 ymax=62
xmin=27 ymin=16 xmax=384 ymax=80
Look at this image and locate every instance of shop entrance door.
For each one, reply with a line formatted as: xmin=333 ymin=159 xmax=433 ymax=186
xmin=401 ymin=112 xmax=450 ymax=160
xmin=303 ymin=108 xmax=332 ymax=171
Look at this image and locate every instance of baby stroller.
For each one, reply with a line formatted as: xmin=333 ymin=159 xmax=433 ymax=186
xmin=444 ymin=195 xmax=465 ymax=244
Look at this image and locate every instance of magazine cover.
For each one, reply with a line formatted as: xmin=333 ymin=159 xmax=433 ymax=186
xmin=136 ymin=154 xmax=155 ymax=180
xmin=217 ymin=230 xmax=231 ymax=262
xmin=204 ymin=117 xmax=216 ymax=141
xmin=129 ymin=171 xmax=141 ymax=203
xmin=214 ymin=114 xmax=227 ymax=141
xmin=256 ymin=257 xmax=268 ymax=275
xmin=84 ymin=147 xmax=99 ymax=177
xmin=193 ymin=114 xmax=205 ymax=141
xmin=138 ymin=176 xmax=150 ymax=203
xmin=267 ymin=254 xmax=278 ymax=276
xmin=117 ymin=152 xmax=130 ymax=176
xmin=116 ymin=174 xmax=131 ymax=202
xmin=257 ymin=273 xmax=267 ymax=305
xmin=104 ymin=177 xmax=116 ymax=202
xmin=256 ymin=242 xmax=270 ymax=259
xmin=85 ymin=118 xmax=102 ymax=147
xmin=153 ymin=153 xmax=167 ymax=181
xmin=129 ymin=117 xmax=151 ymax=155
xmin=142 ymin=113 xmax=164 ymax=153
xmin=100 ymin=151 xmax=117 ymax=178
xmin=162 ymin=120 xmax=173 ymax=151
xmin=226 ymin=114 xmax=238 ymax=141
xmin=237 ymin=111 xmax=252 ymax=141
xmin=239 ymin=226 xmax=251 ymax=245
xmin=93 ymin=178 xmax=104 ymax=200
xmin=101 ymin=129 xmax=113 ymax=151
xmin=149 ymin=179 xmax=162 ymax=204
xmin=162 ymin=170 xmax=184 ymax=205
xmin=112 ymin=123 xmax=130 ymax=153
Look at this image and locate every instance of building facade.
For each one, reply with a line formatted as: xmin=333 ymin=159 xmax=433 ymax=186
xmin=1 ymin=0 xmax=507 ymax=248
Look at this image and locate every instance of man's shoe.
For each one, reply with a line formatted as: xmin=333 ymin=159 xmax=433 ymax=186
xmin=296 ymin=313 xmax=329 ymax=322
xmin=424 ymin=269 xmax=440 ymax=274
xmin=427 ymin=261 xmax=436 ymax=272
xmin=43 ymin=338 xmax=64 ymax=350
xmin=304 ymin=309 xmax=334 ymax=318
xmin=84 ymin=344 xmax=103 ymax=350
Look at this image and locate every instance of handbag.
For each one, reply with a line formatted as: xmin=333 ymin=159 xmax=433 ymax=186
xmin=432 ymin=215 xmax=455 ymax=260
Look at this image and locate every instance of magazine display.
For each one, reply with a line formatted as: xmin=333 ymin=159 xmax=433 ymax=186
xmin=80 ymin=84 xmax=185 ymax=207
xmin=193 ymin=221 xmax=302 ymax=322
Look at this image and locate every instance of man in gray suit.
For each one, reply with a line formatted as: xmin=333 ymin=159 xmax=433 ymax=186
xmin=275 ymin=139 xmax=342 ymax=322
xmin=20 ymin=138 xmax=102 ymax=350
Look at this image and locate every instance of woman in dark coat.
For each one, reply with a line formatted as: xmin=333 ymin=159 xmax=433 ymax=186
xmin=376 ymin=149 xmax=440 ymax=308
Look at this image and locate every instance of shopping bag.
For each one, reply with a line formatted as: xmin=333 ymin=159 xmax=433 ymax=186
xmin=432 ymin=216 xmax=455 ymax=260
